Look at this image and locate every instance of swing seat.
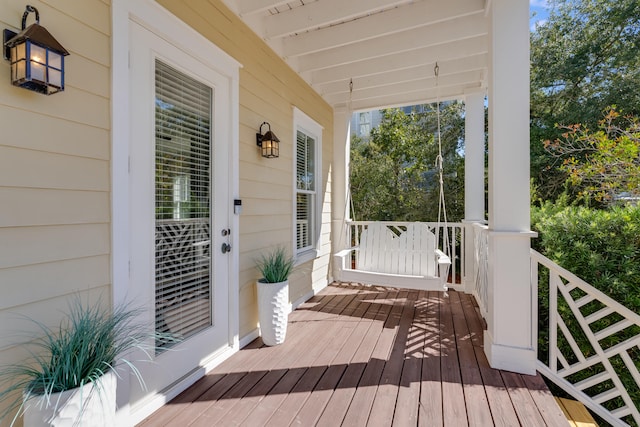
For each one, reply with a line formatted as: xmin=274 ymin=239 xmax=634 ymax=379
xmin=334 ymin=222 xmax=451 ymax=291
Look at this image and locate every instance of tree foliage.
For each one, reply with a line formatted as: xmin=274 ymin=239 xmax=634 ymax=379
xmin=545 ymin=107 xmax=640 ymax=205
xmin=350 ymin=103 xmax=465 ymax=222
xmin=530 ymin=0 xmax=640 ymax=200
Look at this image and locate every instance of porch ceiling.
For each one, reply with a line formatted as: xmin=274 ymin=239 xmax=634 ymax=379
xmin=222 ymin=0 xmax=489 ymax=111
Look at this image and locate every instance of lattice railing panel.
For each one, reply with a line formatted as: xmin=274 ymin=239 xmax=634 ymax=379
xmin=532 ymin=249 xmax=640 ymax=426
xmin=472 ymin=223 xmax=489 ymax=317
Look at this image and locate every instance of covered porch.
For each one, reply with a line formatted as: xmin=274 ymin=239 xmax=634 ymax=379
xmin=138 ymin=282 xmax=568 ymax=426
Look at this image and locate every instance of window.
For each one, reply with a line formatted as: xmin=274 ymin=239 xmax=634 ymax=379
xmin=294 ymin=108 xmax=322 ymax=261
xmin=359 ymin=111 xmax=371 ymax=135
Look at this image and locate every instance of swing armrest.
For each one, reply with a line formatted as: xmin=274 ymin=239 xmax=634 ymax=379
xmin=435 ymin=249 xmax=451 ymax=266
xmin=435 ymin=250 xmax=451 ymax=287
xmin=334 ymin=247 xmax=359 ymax=280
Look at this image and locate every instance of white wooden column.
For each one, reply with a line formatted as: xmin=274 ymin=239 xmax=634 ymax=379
xmin=464 ymin=92 xmax=486 ymax=223
xmin=485 ymin=0 xmax=537 ymax=375
xmin=463 ymin=93 xmax=486 ymax=292
xmin=331 ymin=109 xmax=351 ymax=282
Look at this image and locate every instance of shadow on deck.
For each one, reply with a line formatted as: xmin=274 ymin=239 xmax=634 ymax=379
xmin=138 ymin=282 xmax=568 ymax=426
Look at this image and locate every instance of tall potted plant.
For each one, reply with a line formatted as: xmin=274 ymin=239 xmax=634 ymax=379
xmin=256 ymin=247 xmax=295 ymax=346
xmin=0 ymin=298 xmax=174 ymax=426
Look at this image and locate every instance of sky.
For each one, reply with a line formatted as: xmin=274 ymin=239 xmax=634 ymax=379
xmin=530 ymin=0 xmax=551 ymax=31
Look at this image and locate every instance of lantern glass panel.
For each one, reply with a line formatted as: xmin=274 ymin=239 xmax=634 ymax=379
xmin=49 ymin=51 xmax=61 ymax=69
xmin=16 ymin=43 xmax=25 ymax=62
xmin=29 ymin=44 xmax=45 ymax=63
xmin=49 ymin=69 xmax=61 ymax=88
xmin=29 ymin=44 xmax=46 ymax=82
xmin=12 ymin=49 xmax=26 ymax=81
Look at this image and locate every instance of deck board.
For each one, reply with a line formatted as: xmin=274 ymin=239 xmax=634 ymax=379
xmin=439 ymin=288 xmax=468 ymax=426
xmin=138 ymin=283 xmax=568 ymax=427
xmin=368 ymin=290 xmax=417 ymax=427
xmin=450 ymin=291 xmax=494 ymax=426
xmin=418 ymin=291 xmax=444 ymax=427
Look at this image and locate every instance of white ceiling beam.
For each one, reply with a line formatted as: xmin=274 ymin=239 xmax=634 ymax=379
xmin=324 ymin=70 xmax=485 ymax=105
xmin=282 ymin=0 xmax=485 ymax=57
xmin=324 ymin=70 xmax=483 ymax=105
xmin=296 ymin=14 xmax=487 ymax=73
xmin=310 ymin=36 xmax=488 ymax=85
xmin=237 ymin=0 xmax=291 ymax=15
xmin=317 ymin=54 xmax=488 ymax=96
xmin=341 ymin=84 xmax=484 ymax=111
xmin=263 ymin=0 xmax=411 ymax=39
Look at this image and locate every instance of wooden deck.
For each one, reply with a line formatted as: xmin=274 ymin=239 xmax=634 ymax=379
xmin=138 ymin=282 xmax=569 ymax=426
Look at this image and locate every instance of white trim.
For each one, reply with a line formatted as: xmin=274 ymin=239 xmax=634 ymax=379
xmin=293 ymin=107 xmax=323 ymax=263
xmin=483 ymin=330 xmax=536 ymax=375
xmin=111 ymin=1 xmax=240 ymax=424
xmin=239 ymin=329 xmax=261 ymax=348
xmin=291 ymin=288 xmax=317 ymax=311
xmin=127 ymin=345 xmax=238 ymax=425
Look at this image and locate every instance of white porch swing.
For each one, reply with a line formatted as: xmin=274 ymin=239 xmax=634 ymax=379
xmin=334 ymin=65 xmax=452 ymax=291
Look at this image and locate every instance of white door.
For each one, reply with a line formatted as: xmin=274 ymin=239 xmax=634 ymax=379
xmin=128 ymin=20 xmax=232 ymax=400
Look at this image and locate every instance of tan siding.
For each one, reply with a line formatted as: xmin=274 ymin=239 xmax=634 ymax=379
xmin=0 ymin=146 xmax=109 ymax=191
xmin=0 ymin=224 xmax=110 ymax=269
xmin=0 ymin=2 xmax=111 ymax=421
xmin=67 ymin=54 xmax=111 ymax=98
xmin=0 ymin=284 xmax=111 ymax=352
xmin=0 ymin=105 xmax=109 ymax=159
xmin=0 ymin=256 xmax=111 ymax=311
xmin=0 ymin=188 xmax=109 ymax=227
xmin=41 ymin=0 xmax=111 ymax=35
xmin=0 ymin=85 xmax=109 ymax=128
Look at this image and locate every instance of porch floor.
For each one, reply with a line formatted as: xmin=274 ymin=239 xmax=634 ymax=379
xmin=138 ymin=282 xmax=569 ymax=426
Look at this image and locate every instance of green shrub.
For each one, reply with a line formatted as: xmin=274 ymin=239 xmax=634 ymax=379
xmin=532 ymin=202 xmax=640 ymax=425
xmin=532 ymin=202 xmax=640 ymax=312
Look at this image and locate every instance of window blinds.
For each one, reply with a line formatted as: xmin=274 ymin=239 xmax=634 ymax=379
xmin=155 ymin=60 xmax=213 ymax=348
xmin=296 ymin=130 xmax=315 ymax=250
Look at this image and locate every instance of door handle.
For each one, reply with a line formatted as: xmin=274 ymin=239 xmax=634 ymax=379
xmin=221 ymin=243 xmax=231 ymax=254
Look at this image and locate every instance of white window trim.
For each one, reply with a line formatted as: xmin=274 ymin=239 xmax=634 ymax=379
xmin=293 ymin=107 xmax=323 ymax=265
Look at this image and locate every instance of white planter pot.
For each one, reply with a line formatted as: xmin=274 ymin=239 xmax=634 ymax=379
xmin=256 ymin=279 xmax=289 ymax=346
xmin=23 ymin=370 xmax=117 ymax=427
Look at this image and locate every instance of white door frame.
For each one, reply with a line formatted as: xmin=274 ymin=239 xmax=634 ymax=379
xmin=111 ymin=1 xmax=240 ymax=424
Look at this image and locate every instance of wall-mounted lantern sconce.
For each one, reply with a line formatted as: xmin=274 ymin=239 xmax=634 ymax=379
xmin=3 ymin=5 xmax=70 ymax=95
xmin=256 ymin=122 xmax=280 ymax=158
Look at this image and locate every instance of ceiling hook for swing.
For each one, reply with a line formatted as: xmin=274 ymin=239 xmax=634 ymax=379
xmin=347 ymin=78 xmax=354 ymax=115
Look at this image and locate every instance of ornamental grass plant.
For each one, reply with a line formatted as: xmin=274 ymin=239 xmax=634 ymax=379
xmin=0 ymin=297 xmax=175 ymax=425
xmin=256 ymin=247 xmax=295 ymax=283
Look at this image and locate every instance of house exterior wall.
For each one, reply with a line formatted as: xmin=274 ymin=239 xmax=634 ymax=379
xmin=0 ymin=0 xmax=331 ymax=411
xmin=0 ymin=0 xmax=331 ymax=421
xmin=0 ymin=0 xmax=112 ymax=424
xmin=156 ymin=0 xmax=334 ymax=338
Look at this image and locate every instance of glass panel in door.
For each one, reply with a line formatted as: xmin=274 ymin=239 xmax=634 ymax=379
xmin=154 ymin=60 xmax=212 ymax=350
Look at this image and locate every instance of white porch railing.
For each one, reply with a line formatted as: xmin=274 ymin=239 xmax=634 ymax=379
xmin=472 ymin=223 xmax=489 ymax=318
xmin=532 ymin=249 xmax=640 ymax=427
xmin=344 ymin=221 xmax=465 ymax=289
